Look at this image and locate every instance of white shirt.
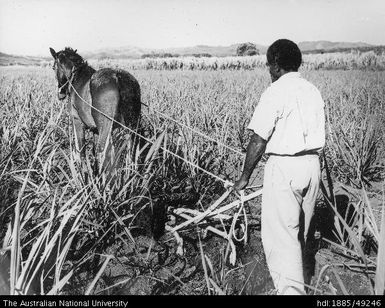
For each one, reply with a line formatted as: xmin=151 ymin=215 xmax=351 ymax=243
xmin=247 ymin=72 xmax=325 ymax=155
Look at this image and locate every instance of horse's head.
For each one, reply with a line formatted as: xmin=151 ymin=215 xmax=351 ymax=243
xmin=49 ymin=47 xmax=83 ymax=100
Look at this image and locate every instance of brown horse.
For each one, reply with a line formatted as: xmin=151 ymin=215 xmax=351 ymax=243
xmin=49 ymin=47 xmax=141 ymax=172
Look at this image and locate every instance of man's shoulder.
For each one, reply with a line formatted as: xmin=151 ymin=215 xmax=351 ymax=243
xmin=262 ymin=81 xmax=281 ymax=97
xmin=294 ymin=75 xmax=321 ymax=90
xmin=282 ymin=76 xmax=323 ymax=97
xmin=296 ymin=77 xmax=325 ymax=105
xmin=262 ymin=77 xmax=295 ymax=98
xmin=258 ymin=84 xmax=278 ymax=106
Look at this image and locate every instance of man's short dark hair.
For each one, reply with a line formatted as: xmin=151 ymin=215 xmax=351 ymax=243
xmin=267 ymin=39 xmax=302 ymax=71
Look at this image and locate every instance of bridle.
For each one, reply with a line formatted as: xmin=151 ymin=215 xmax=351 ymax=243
xmin=54 ymin=57 xmax=85 ymax=98
xmin=57 ymin=72 xmax=73 ymax=95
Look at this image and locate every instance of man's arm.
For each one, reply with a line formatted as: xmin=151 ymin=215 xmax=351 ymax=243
xmin=233 ymin=133 xmax=267 ymax=191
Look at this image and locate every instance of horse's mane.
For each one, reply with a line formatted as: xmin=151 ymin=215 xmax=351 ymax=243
xmin=59 ymin=47 xmax=87 ymax=68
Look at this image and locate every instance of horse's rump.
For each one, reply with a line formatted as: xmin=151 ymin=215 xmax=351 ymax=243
xmin=90 ymin=68 xmax=141 ymax=129
xmin=116 ymin=70 xmax=141 ymax=129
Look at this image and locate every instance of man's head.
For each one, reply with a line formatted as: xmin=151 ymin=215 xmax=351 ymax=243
xmin=266 ymin=39 xmax=302 ymax=82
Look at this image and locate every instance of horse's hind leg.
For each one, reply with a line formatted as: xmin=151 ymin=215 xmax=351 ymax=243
xmin=95 ymin=117 xmax=115 ymax=175
xmin=119 ymin=112 xmax=142 ymax=164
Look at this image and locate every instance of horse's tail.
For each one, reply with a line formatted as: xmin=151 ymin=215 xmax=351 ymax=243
xmin=116 ymin=70 xmax=141 ymax=130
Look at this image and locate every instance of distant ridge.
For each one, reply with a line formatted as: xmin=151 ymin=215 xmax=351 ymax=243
xmin=155 ymin=43 xmax=267 ymax=57
xmin=81 ymin=41 xmax=374 ymax=59
xmin=0 ymin=52 xmax=48 ymax=66
xmin=298 ymin=40 xmax=372 ymax=52
xmin=0 ymin=41 xmax=381 ymax=65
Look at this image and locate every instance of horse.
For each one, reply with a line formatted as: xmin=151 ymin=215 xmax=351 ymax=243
xmin=49 ymin=47 xmax=141 ymax=173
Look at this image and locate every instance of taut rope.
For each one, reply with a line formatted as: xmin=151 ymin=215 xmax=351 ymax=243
xmin=66 ymin=76 xmax=234 ymax=187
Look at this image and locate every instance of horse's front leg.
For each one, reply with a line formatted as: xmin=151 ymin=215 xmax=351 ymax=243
xmin=72 ymin=117 xmax=86 ymax=163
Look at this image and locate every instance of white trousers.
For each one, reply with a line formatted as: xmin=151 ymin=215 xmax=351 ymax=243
xmin=261 ymin=155 xmax=320 ymax=295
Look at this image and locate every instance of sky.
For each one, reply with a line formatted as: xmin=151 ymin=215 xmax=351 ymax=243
xmin=0 ymin=0 xmax=384 ymax=56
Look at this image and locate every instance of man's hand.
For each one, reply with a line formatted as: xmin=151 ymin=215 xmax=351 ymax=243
xmin=231 ymin=133 xmax=266 ymax=193
xmin=232 ymin=176 xmax=249 ymax=192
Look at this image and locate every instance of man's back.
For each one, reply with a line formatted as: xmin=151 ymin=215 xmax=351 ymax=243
xmin=248 ymin=72 xmax=325 ymax=155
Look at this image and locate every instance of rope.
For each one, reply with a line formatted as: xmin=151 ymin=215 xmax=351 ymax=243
xmin=230 ymin=190 xmax=248 ymax=244
xmin=142 ymin=103 xmax=245 ymax=157
xmin=58 ymin=78 xmax=70 ymax=94
xmin=67 ymin=82 xmax=233 ymax=187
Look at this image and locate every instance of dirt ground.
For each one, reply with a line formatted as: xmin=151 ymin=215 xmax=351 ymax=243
xmin=84 ymin=192 xmax=377 ymax=295
xmin=77 ymin=164 xmax=380 ymax=295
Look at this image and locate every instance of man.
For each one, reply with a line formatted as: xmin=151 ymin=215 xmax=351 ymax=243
xmin=233 ymin=39 xmax=325 ymax=295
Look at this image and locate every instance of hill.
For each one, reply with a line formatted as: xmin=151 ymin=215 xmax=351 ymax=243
xmin=298 ymin=40 xmax=372 ymax=52
xmin=79 ymin=41 xmax=376 ymax=59
xmin=81 ymin=44 xmax=254 ymax=59
xmin=1 ymin=41 xmax=383 ymax=65
xmin=82 ymin=46 xmax=151 ymax=59
xmin=157 ymin=43 xmax=267 ymax=57
xmin=81 ymin=41 xmax=374 ymax=59
xmin=0 ymin=52 xmax=48 ymax=66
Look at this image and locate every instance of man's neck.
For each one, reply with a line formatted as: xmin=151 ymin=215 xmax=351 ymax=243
xmin=275 ymin=69 xmax=298 ymax=82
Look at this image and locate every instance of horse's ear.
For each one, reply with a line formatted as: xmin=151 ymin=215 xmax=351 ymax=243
xmin=49 ymin=47 xmax=57 ymax=59
xmin=74 ymin=49 xmax=77 ymax=53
